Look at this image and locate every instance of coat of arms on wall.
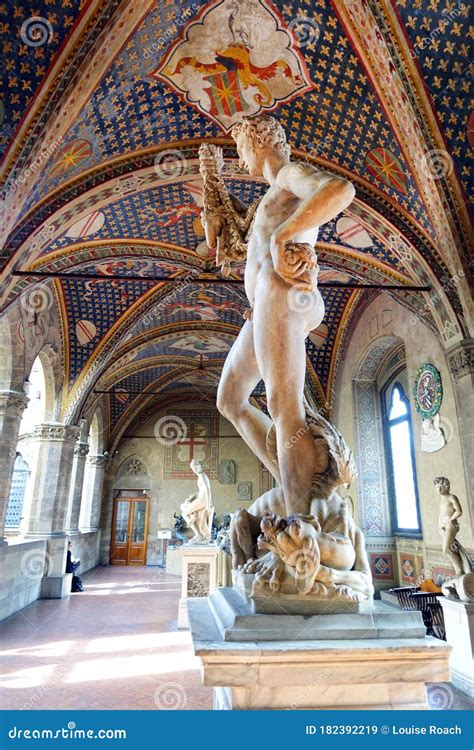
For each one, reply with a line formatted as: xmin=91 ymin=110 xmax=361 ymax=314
xmin=152 ymin=0 xmax=312 ymax=132
xmin=413 ymin=363 xmax=446 ymax=453
xmin=163 ymin=411 xmax=219 ymax=478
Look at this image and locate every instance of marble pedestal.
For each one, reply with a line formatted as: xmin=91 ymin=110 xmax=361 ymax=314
xmin=166 ymin=547 xmax=183 ymax=576
xmin=40 ymin=573 xmax=72 ymax=599
xmin=187 ymin=587 xmax=451 ymax=710
xmin=178 ymin=544 xmax=218 ymax=629
xmin=440 ymin=598 xmax=474 ymax=698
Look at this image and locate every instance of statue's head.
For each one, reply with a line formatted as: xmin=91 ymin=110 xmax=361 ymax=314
xmin=434 ymin=476 xmax=450 ymax=494
xmin=231 ymin=115 xmax=290 ymax=176
xmin=190 ymin=459 xmax=202 ymax=474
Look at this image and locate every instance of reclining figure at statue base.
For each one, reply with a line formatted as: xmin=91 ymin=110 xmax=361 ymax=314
xmin=230 ymin=403 xmax=374 ymax=606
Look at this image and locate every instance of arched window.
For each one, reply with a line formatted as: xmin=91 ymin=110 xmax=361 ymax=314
xmin=8 ymin=357 xmax=47 ymax=536
xmin=5 ymin=453 xmax=30 ymax=533
xmin=19 ymin=359 xmax=46 ymax=437
xmin=383 ymin=382 xmax=421 ymax=533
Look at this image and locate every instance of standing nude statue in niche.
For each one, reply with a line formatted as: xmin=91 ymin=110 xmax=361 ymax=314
xmin=433 ymin=476 xmax=473 ymax=602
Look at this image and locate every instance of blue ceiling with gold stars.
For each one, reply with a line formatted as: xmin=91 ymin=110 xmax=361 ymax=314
xmin=396 ymin=0 xmax=472 ymax=200
xmin=0 ymin=0 xmax=471 ymax=441
xmin=21 ymin=0 xmax=433 ymax=230
xmin=0 ymin=0 xmax=87 ymax=160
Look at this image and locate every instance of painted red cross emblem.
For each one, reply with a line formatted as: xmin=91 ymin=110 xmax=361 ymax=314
xmin=177 ymin=422 xmax=206 ymax=462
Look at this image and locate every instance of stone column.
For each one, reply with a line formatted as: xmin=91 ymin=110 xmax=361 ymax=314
xmin=446 ymin=339 xmax=474 ymax=517
xmin=65 ymin=441 xmax=90 ymax=535
xmin=81 ymin=455 xmax=108 ymax=532
xmin=0 ymin=391 xmax=29 ymax=541
xmin=28 ymin=423 xmax=80 ymax=580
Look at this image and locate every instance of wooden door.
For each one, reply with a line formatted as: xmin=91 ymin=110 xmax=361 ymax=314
xmin=110 ymin=497 xmax=149 ymax=565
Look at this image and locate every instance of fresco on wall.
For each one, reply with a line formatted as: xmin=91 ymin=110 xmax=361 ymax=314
xmin=163 ymin=410 xmax=219 ymax=478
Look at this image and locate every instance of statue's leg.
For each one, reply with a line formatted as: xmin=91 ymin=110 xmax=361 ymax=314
xmin=217 ymin=320 xmax=280 ymax=483
xmin=253 ymin=279 xmax=326 ymax=515
xmin=442 ymin=525 xmax=462 ymax=574
xmin=230 ymin=508 xmax=261 ymax=568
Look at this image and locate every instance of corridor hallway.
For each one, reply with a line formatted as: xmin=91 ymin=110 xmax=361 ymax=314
xmin=0 ymin=566 xmax=212 ymax=710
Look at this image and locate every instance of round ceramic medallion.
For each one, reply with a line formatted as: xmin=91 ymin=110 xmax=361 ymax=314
xmin=413 ymin=363 xmax=443 ymax=419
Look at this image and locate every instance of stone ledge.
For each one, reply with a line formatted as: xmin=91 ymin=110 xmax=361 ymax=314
xmin=40 ymin=574 xmax=72 ymax=600
xmin=208 ymin=586 xmax=426 ymax=641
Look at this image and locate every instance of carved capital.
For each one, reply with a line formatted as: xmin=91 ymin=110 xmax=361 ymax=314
xmin=87 ymin=454 xmax=108 ymax=467
xmin=0 ymin=390 xmax=29 ymax=419
xmin=447 ymin=340 xmax=474 ymax=380
xmin=34 ymin=423 xmax=81 ymax=442
xmin=74 ymin=441 xmax=90 ymax=457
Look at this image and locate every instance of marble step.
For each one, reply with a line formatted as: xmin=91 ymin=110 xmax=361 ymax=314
xmin=208 ymin=587 xmax=426 ymax=642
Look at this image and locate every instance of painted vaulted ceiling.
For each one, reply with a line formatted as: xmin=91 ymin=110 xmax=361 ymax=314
xmin=0 ymin=0 xmax=472 ymax=446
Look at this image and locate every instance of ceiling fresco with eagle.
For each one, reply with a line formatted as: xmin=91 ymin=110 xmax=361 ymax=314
xmin=0 ymin=0 xmax=472 ymax=446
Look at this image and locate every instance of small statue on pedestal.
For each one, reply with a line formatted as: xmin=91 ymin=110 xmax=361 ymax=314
xmin=180 ymin=460 xmax=215 ymax=545
xmin=433 ymin=476 xmax=473 ymax=602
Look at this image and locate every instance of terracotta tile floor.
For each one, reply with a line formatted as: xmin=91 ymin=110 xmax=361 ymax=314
xmin=0 ymin=566 xmax=212 ymax=710
xmin=0 ymin=565 xmax=471 ymax=711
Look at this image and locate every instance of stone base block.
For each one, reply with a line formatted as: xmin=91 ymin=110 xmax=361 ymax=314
xmin=40 ymin=574 xmax=72 ymax=599
xmin=178 ymin=597 xmax=189 ymax=629
xmin=166 ymin=547 xmax=183 ymax=576
xmin=214 ymin=682 xmax=429 ymax=711
xmin=209 ymin=587 xmax=426 ymax=641
xmin=177 ymin=544 xmax=219 ymax=630
xmin=188 ymin=597 xmax=451 ymax=710
xmin=441 ymin=598 xmax=474 ymax=698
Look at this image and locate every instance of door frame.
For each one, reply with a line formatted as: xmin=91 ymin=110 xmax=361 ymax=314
xmin=109 ymin=495 xmax=150 ymax=565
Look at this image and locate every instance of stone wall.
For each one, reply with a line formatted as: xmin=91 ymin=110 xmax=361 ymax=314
xmin=0 ymin=539 xmax=47 ymax=620
xmin=0 ymin=532 xmax=101 ymax=621
xmin=72 ymin=531 xmax=101 ymax=574
xmin=100 ymin=406 xmax=264 ymax=565
xmin=333 ymin=294 xmax=472 ymax=589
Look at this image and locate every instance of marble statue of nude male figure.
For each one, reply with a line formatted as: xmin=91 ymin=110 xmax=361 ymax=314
xmin=203 ymin=116 xmax=355 ymax=517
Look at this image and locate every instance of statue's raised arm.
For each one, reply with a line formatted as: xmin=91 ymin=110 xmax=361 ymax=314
xmin=198 ymin=143 xmax=260 ymax=276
